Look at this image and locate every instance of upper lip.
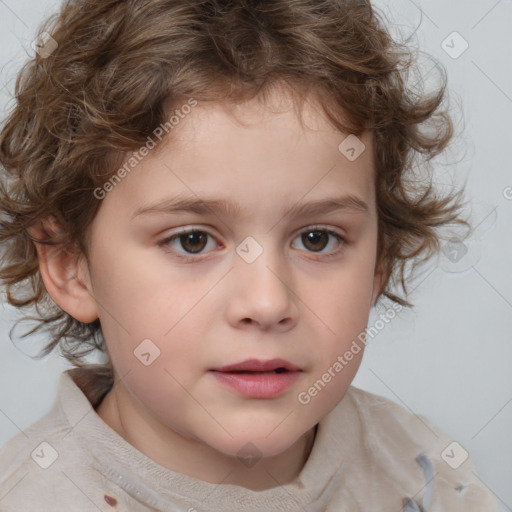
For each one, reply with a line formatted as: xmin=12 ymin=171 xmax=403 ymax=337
xmin=211 ymin=358 xmax=301 ymax=372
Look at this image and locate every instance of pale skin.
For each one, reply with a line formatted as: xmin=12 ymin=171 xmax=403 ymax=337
xmin=32 ymin=87 xmax=383 ymax=490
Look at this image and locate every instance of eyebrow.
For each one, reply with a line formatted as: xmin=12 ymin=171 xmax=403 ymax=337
xmin=132 ymin=194 xmax=369 ymax=220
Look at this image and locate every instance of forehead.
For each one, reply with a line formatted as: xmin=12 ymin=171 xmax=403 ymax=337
xmin=172 ymin=88 xmax=367 ymax=152
xmin=99 ymin=89 xmax=376 ymax=224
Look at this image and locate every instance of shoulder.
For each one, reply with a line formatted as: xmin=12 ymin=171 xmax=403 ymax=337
xmin=344 ymin=385 xmax=454 ymax=451
xmin=340 ymin=386 xmax=503 ymax=511
xmin=0 ymin=383 xmax=66 ymax=480
xmin=0 ymin=371 xmax=106 ymax=511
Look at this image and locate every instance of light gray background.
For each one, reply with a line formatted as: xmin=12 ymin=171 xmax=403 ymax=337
xmin=0 ymin=0 xmax=511 ymax=509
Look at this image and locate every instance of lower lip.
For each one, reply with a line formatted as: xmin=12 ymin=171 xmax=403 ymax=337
xmin=210 ymin=371 xmax=301 ymax=399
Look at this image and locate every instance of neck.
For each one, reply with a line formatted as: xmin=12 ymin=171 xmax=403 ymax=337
xmin=96 ymin=380 xmax=317 ymax=490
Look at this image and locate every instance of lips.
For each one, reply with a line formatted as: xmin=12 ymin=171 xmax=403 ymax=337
xmin=209 ymin=359 xmax=302 ymax=399
xmin=211 ymin=358 xmax=301 ymax=373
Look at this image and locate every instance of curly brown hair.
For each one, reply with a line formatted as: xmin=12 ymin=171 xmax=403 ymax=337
xmin=0 ymin=0 xmax=462 ymax=367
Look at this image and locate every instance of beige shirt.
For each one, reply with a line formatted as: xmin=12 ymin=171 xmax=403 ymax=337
xmin=0 ymin=367 xmax=503 ymax=511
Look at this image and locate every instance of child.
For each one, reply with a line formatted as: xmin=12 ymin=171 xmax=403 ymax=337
xmin=0 ymin=0 xmax=502 ymax=510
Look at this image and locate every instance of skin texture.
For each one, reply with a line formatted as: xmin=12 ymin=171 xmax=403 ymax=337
xmin=34 ymin=88 xmax=383 ymax=490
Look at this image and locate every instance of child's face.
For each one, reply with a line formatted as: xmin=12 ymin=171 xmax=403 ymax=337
xmin=80 ymin=89 xmax=381 ymax=462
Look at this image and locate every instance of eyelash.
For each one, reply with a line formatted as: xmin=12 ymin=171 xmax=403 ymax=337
xmin=158 ymin=225 xmax=346 ymax=262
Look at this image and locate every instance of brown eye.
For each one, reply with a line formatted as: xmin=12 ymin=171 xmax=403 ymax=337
xmin=161 ymin=229 xmax=217 ymax=257
xmin=302 ymin=231 xmax=329 ymax=252
xmin=291 ymin=227 xmax=344 ymax=256
xmin=180 ymin=231 xmax=208 ymax=253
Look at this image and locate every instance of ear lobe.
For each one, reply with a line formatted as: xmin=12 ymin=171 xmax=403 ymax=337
xmin=28 ymin=218 xmax=98 ymax=323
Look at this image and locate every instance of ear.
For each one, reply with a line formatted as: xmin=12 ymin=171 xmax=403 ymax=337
xmin=371 ymin=256 xmax=387 ymax=306
xmin=28 ymin=217 xmax=99 ymax=323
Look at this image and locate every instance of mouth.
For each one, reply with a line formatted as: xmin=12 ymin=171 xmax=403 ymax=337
xmin=209 ymin=359 xmax=302 ymax=399
xmin=210 ymin=358 xmax=301 ymax=374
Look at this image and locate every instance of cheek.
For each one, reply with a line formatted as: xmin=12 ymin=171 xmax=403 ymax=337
xmin=316 ymin=262 xmax=376 ymax=331
xmin=88 ymin=241 xmax=208 ymax=334
xmin=105 ymin=324 xmax=206 ymax=417
xmin=304 ymin=252 xmax=376 ymax=380
xmin=102 ymin=306 xmax=207 ymax=387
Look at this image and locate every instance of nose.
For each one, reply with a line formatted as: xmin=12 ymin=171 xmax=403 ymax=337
xmin=225 ymin=240 xmax=299 ymax=332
